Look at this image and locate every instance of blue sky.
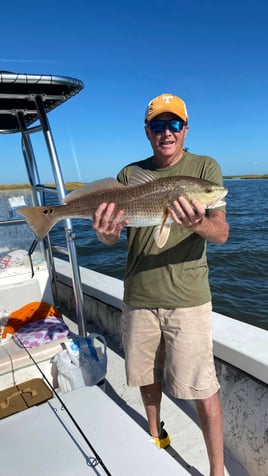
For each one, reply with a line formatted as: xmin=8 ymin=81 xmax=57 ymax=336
xmin=0 ymin=0 xmax=267 ymax=184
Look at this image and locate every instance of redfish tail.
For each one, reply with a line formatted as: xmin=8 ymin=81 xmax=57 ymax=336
xmin=16 ymin=206 xmax=57 ymax=240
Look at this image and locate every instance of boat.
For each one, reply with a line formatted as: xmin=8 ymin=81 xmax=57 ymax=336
xmin=0 ymin=71 xmax=267 ymax=476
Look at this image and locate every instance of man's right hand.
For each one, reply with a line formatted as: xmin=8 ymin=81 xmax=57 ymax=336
xmin=92 ymin=203 xmax=129 ymax=244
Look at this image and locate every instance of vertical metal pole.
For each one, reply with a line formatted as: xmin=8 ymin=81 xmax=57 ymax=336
xmin=16 ymin=112 xmax=60 ymax=308
xmin=17 ymin=112 xmax=41 ymax=202
xmin=34 ymin=95 xmax=86 ymax=336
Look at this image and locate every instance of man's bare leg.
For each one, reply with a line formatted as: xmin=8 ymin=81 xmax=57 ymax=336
xmin=140 ymin=382 xmax=162 ymax=437
xmin=195 ymin=392 xmax=224 ymax=476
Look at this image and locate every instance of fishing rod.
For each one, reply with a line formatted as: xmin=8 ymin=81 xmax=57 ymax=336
xmin=27 ymin=238 xmax=38 ymax=278
xmin=14 ymin=334 xmax=112 ymax=476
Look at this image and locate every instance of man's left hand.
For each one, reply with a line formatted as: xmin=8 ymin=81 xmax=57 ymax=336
xmin=170 ymin=197 xmax=205 ymax=228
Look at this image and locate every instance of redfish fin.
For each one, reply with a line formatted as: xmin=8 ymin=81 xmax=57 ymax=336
xmin=64 ymin=178 xmax=125 ymax=204
xmin=153 ymin=224 xmax=171 ymax=248
xmin=16 ymin=206 xmax=56 ymax=240
xmin=128 ymin=166 xmax=156 ymax=186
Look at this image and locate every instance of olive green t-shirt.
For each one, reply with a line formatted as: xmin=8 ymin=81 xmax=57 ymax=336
xmin=117 ymin=152 xmax=225 ymax=309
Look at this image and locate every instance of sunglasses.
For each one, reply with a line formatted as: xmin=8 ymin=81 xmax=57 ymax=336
xmin=149 ymin=119 xmax=185 ymax=134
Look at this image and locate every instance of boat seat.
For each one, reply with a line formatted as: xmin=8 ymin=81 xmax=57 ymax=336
xmin=0 ymin=268 xmax=69 ymax=390
xmin=0 ymin=335 xmax=67 ymax=391
xmin=0 ymin=270 xmax=53 ymax=312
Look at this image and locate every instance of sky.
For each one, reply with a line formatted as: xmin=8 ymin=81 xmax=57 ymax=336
xmin=0 ymin=0 xmax=268 ymax=184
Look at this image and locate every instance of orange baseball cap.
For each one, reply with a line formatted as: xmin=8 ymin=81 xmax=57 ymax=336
xmin=145 ymin=93 xmax=188 ymax=123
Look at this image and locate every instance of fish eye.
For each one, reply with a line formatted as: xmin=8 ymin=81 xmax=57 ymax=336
xmin=205 ymin=189 xmax=212 ymax=193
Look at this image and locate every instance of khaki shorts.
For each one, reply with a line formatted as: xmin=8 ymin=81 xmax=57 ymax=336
xmin=121 ymin=302 xmax=220 ymax=400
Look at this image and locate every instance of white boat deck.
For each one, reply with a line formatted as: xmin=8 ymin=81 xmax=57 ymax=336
xmin=0 ymin=385 xmax=187 ymax=476
xmin=104 ymin=343 xmax=249 ymax=476
xmin=64 ymin=315 xmax=249 ymax=476
xmin=0 ymin=333 xmax=249 ymax=476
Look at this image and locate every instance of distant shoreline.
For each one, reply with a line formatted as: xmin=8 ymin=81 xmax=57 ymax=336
xmin=0 ymin=175 xmax=268 ymax=190
xmin=0 ymin=182 xmax=85 ymax=191
xmin=223 ymin=174 xmax=268 ymax=180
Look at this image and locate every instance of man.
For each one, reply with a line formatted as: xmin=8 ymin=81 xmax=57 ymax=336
xmin=93 ymin=93 xmax=229 ymax=476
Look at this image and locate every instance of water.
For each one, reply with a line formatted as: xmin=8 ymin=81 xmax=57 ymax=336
xmin=206 ymin=179 xmax=268 ymax=330
xmin=48 ymin=179 xmax=268 ymax=331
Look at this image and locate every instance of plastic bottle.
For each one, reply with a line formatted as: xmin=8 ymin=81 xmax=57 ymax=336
xmin=65 ymin=339 xmax=80 ymax=366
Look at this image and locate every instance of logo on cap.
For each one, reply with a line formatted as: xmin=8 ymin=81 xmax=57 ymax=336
xmin=161 ymin=95 xmax=173 ymax=104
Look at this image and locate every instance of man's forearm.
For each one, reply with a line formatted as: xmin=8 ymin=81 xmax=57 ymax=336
xmin=191 ymin=211 xmax=229 ymax=244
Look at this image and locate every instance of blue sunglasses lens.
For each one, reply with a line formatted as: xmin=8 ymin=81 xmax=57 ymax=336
xmin=149 ymin=119 xmax=184 ymax=133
